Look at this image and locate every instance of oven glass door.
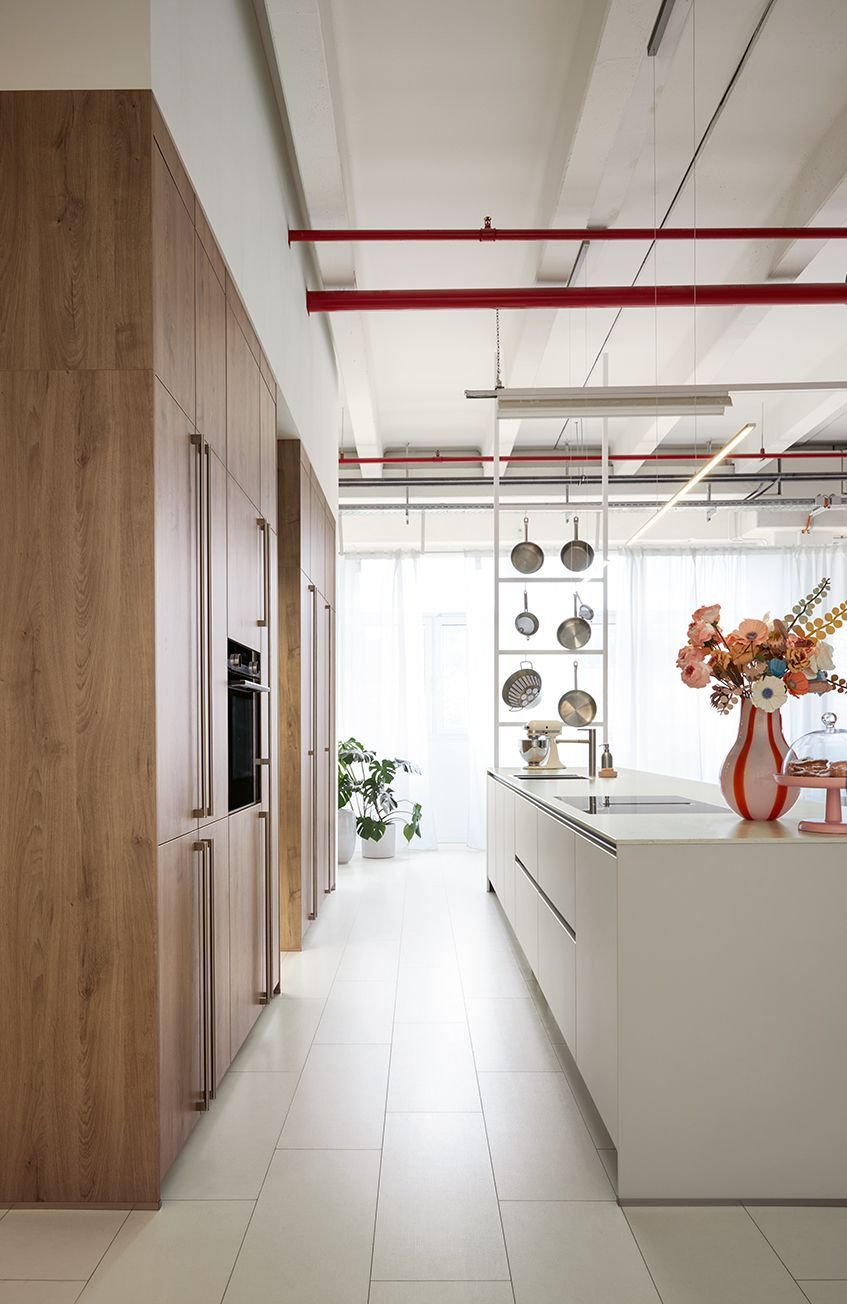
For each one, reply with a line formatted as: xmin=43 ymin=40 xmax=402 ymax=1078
xmin=228 ymin=683 xmax=261 ymax=811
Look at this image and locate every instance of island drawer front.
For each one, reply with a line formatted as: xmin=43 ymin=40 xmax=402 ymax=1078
xmin=537 ymin=811 xmax=575 ymax=930
xmin=575 ymin=835 xmax=618 ymax=1145
xmin=486 ymin=775 xmax=496 ymax=890
xmin=514 ymin=797 xmax=538 ymax=881
xmin=514 ymin=859 xmax=539 ymax=977
xmin=538 ymin=893 xmax=576 ymax=1050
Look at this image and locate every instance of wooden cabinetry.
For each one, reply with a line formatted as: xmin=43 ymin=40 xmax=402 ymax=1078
xmin=260 ymin=376 xmax=277 ymax=531
xmin=277 ymin=440 xmax=338 ymax=949
xmin=0 ymin=90 xmax=285 ymax=1204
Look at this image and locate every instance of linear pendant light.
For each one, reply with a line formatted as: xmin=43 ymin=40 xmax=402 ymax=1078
xmin=625 ymin=423 xmax=757 ymax=546
xmin=480 ymin=385 xmax=733 ymax=419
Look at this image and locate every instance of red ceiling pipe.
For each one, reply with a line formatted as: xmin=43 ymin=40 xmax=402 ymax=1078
xmin=310 ymin=284 xmax=847 ymax=313
xmin=291 ymin=225 xmax=847 ymax=244
xmin=339 ymin=450 xmax=847 ymax=465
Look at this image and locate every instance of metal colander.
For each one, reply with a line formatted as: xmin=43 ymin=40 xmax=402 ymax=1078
xmin=502 ymin=661 xmax=543 ymax=711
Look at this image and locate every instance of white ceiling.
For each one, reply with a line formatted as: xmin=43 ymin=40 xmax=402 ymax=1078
xmin=264 ymin=0 xmax=847 ymax=475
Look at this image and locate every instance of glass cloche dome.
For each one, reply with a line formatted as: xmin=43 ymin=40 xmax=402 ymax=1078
xmin=782 ymin=712 xmax=847 ymax=779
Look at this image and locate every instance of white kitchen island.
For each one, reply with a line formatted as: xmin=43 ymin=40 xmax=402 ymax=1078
xmin=486 ymin=766 xmax=847 ymax=1203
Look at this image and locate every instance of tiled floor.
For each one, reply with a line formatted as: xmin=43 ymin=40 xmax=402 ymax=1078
xmin=1 ymin=845 xmax=844 ymax=1303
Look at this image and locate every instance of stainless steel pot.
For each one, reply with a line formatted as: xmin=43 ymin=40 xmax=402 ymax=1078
xmin=511 ymin=516 xmax=544 ymax=575
xmin=502 ymin=660 xmax=543 ymax=711
xmin=556 ymin=593 xmax=592 ymax=650
xmin=560 ymin=515 xmax=594 ymax=572
xmin=515 ymin=588 xmax=539 ymax=639
xmin=558 ymin=660 xmax=597 ymax=727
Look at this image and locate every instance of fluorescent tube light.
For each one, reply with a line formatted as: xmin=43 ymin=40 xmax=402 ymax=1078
xmin=625 ymin=422 xmax=757 ymax=546
xmin=464 ymin=386 xmax=734 ymax=419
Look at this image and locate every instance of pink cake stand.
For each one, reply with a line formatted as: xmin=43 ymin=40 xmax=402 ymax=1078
xmin=774 ymin=773 xmax=847 ymax=834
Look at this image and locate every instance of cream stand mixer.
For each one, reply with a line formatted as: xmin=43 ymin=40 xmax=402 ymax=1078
xmin=520 ymin=719 xmax=599 ymax=778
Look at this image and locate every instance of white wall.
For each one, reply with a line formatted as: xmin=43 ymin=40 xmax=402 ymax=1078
xmin=150 ymin=0 xmax=340 ymax=506
xmin=0 ymin=0 xmax=150 ymax=88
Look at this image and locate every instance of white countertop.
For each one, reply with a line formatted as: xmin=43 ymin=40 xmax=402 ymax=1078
xmin=490 ymin=765 xmax=847 ymax=846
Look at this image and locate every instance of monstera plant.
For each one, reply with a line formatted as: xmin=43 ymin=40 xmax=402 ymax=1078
xmin=337 ymin=738 xmax=423 ymax=859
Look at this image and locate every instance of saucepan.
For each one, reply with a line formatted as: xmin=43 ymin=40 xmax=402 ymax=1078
xmin=558 ymin=661 xmax=597 ymax=727
xmin=560 ymin=515 xmax=594 ymax=572
xmin=511 ymin=516 xmax=544 ymax=575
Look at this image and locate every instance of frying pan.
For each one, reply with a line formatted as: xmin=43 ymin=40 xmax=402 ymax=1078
xmin=556 ymin=594 xmax=592 ymax=650
xmin=502 ymin=661 xmax=543 ymax=711
xmin=515 ymin=588 xmax=539 ymax=639
xmin=558 ymin=661 xmax=597 ymax=727
xmin=511 ymin=516 xmax=544 ymax=575
xmin=560 ymin=515 xmax=594 ymax=572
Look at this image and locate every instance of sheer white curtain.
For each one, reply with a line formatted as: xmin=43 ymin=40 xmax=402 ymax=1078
xmin=337 ymin=551 xmax=494 ymax=850
xmin=608 ymin=545 xmax=847 ymax=783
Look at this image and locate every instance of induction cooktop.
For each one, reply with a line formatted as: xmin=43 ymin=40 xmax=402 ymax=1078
xmin=557 ymin=795 xmax=725 ymax=815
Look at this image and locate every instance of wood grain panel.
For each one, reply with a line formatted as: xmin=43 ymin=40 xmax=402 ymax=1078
xmin=200 ymin=448 xmax=229 ymax=826
xmin=151 ymin=96 xmax=193 ymax=215
xmin=260 ymin=374 xmax=277 ymax=532
xmin=0 ymin=90 xmax=152 ymax=371
xmin=208 ymin=819 xmax=232 ymax=1089
xmin=260 ymin=348 xmax=276 ymax=394
xmin=195 ymin=236 xmax=226 ymax=459
xmin=0 ymin=369 xmax=158 ymax=1204
xmin=153 ymin=143 xmax=195 ymax=421
xmin=299 ymin=450 xmax=313 ymax=580
xmin=155 ymin=378 xmax=199 ymax=844
xmin=225 ymin=272 xmax=260 ymax=364
xmin=277 ymin=438 xmax=302 ymax=571
xmin=227 ymin=472 xmax=262 ymax=651
xmin=226 ymin=303 xmax=261 ymax=509
xmin=229 ymin=807 xmax=264 ymax=1056
xmin=310 ymin=470 xmax=326 ymax=596
xmin=194 ymin=200 xmax=226 ymax=288
xmin=278 ymin=557 xmax=305 ymax=952
xmin=158 ymin=832 xmax=202 ymax=1179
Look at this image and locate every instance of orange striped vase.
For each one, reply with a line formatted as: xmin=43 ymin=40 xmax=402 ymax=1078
xmin=719 ymin=699 xmax=800 ymax=821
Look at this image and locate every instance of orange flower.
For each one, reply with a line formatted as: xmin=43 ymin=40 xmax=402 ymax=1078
xmin=785 ymin=669 xmax=810 ymax=696
xmin=736 ymin=618 xmax=769 ymax=646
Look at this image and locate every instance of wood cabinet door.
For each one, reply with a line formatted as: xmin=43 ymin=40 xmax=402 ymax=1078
xmin=575 ymin=837 xmax=619 ymax=1144
xmin=226 ymin=303 xmax=261 ymax=509
xmin=195 ymin=235 xmax=226 ymax=460
xmin=206 ymin=819 xmax=231 ymax=1089
xmin=155 ymin=378 xmax=199 ymax=844
xmin=200 ymin=447 xmax=229 ymax=826
xmin=310 ymin=473 xmax=325 ymax=591
xmin=227 ymin=473 xmax=263 ymax=653
xmin=299 ymin=456 xmax=313 ymax=580
xmin=301 ymin=574 xmax=317 ymax=933
xmin=158 ymin=832 xmax=203 ymax=1178
xmin=262 ymin=527 xmax=281 ymax=992
xmin=153 ymin=144 xmax=195 ymax=421
xmin=324 ymin=508 xmax=336 ymax=607
xmin=260 ymin=377 xmax=277 ymax=533
xmin=229 ymin=806 xmax=265 ymax=1056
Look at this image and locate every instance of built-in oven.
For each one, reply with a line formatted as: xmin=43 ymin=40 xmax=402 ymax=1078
xmin=227 ymin=640 xmax=268 ymax=812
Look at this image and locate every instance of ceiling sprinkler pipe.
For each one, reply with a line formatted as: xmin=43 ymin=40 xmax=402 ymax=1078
xmin=341 ymin=471 xmax=847 ymax=489
xmin=309 ymin=284 xmax=847 ymax=313
xmin=291 ymin=225 xmax=847 ymax=244
xmin=338 ymin=450 xmax=847 ymax=466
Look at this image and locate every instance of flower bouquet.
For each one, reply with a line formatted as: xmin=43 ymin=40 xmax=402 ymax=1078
xmin=676 ymin=578 xmax=847 ymax=820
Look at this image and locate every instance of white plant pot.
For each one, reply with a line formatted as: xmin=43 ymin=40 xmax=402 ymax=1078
xmin=337 ymin=809 xmax=356 ymax=864
xmin=361 ymin=823 xmax=396 ymax=860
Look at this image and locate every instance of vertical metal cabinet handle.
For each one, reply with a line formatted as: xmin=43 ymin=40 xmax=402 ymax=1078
xmin=328 ymin=604 xmax=337 ymax=892
xmin=206 ymin=837 xmax=216 ymax=1098
xmin=308 ymin=584 xmax=318 ymax=920
xmin=325 ymin=602 xmax=332 ymax=894
xmin=258 ymin=810 xmax=272 ymax=1004
xmin=257 ymin=517 xmax=270 ymax=627
xmin=193 ymin=839 xmax=212 ymax=1110
xmin=191 ymin=436 xmax=207 ymax=818
xmin=204 ymin=445 xmax=214 ymax=818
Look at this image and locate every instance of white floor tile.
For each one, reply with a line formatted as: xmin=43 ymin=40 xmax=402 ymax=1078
xmin=161 ymin=1070 xmax=298 ymax=1200
xmin=372 ymin=1112 xmax=509 ymax=1281
xmin=0 ymin=1211 xmax=127 ymax=1281
xmin=399 ymin=933 xmax=457 ymax=968
xmin=459 ymin=951 xmax=529 ymax=999
xmin=388 ymin=1023 xmax=480 ymax=1112
xmin=394 ymin=965 xmax=466 ymax=1023
xmin=0 ymin=1286 xmax=85 ymax=1304
xmin=278 ymin=1043 xmax=390 ymax=1148
xmin=229 ymin=995 xmax=325 ymax=1073
xmin=77 ymin=1201 xmax=252 ymax=1304
xmin=797 ymin=1285 xmax=847 ymax=1303
xmin=626 ymin=1206 xmax=808 ymax=1304
xmin=336 ymin=937 xmax=400 ymax=982
xmin=501 ymin=1200 xmax=661 ymax=1304
xmin=747 ymin=1206 xmax=847 ymax=1280
xmin=314 ymin=979 xmax=395 ymax=1044
xmin=370 ymin=1286 xmax=513 ymax=1304
xmin=281 ymin=942 xmax=346 ymax=998
xmin=479 ymin=1072 xmax=614 ymax=1200
xmin=222 ymin=1150 xmax=380 ymax=1304
xmin=466 ymin=997 xmax=560 ymax=1071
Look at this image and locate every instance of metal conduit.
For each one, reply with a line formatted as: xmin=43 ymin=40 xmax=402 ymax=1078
xmin=342 ymin=471 xmax=847 ymax=489
xmin=339 ymin=498 xmax=837 ymax=513
xmin=309 ymin=284 xmax=847 ymax=313
xmin=291 ymin=225 xmax=847 ymax=244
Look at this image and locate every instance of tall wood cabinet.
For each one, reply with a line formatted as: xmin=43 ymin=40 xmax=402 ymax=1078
xmin=278 ymin=441 xmax=338 ymax=949
xmin=0 ymin=90 xmax=281 ymax=1206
